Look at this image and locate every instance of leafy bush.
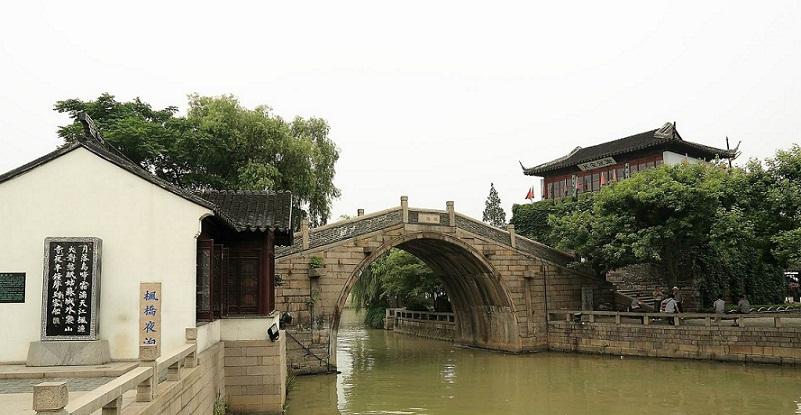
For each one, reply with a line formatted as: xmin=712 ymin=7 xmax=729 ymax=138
xmin=308 ymin=256 xmax=324 ymax=269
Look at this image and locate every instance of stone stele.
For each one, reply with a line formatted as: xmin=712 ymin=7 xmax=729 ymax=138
xmin=26 ymin=340 xmax=111 ymax=367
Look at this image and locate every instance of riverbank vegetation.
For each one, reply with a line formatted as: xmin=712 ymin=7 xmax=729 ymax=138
xmin=511 ymin=146 xmax=801 ymax=306
xmin=350 ymin=249 xmax=448 ymax=328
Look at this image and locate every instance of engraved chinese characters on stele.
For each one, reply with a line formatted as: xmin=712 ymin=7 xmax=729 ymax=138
xmin=41 ymin=237 xmax=102 ymax=341
xmin=139 ymin=282 xmax=162 ymax=355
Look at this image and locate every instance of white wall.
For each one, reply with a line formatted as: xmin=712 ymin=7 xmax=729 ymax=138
xmin=0 ymin=147 xmax=212 ymax=362
xmin=196 ymin=320 xmax=221 ymax=353
xmin=662 ymin=150 xmax=703 ymax=165
xmin=220 ymin=316 xmax=280 ymax=341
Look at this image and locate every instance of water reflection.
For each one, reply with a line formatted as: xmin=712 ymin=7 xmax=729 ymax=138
xmin=286 ymin=310 xmax=801 ymax=415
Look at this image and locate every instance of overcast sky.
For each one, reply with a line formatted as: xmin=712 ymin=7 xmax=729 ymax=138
xmin=1 ymin=1 xmax=800 ymax=221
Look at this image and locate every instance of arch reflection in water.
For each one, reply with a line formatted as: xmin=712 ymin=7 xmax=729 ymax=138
xmin=286 ymin=309 xmax=801 ymax=415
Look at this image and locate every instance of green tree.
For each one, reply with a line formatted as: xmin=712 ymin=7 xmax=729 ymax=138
xmin=543 ymin=162 xmax=785 ymax=305
xmin=482 ymin=183 xmax=506 ymax=227
xmin=54 ymin=93 xmax=340 ymax=227
xmin=350 ymin=249 xmax=445 ymax=328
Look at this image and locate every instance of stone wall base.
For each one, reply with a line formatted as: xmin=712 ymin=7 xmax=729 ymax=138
xmin=548 ymin=322 xmax=801 ymax=364
xmin=224 ymin=335 xmax=287 ymax=414
xmin=393 ymin=317 xmax=455 ymax=342
xmin=122 ymin=341 xmax=225 ymax=415
xmin=285 ymin=329 xmax=332 ymax=375
xmin=26 ymin=340 xmax=111 ymax=367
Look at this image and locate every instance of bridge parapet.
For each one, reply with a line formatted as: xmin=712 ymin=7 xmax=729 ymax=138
xmin=277 ymin=207 xmax=403 ymax=257
xmin=277 ymin=197 xmax=584 ymax=273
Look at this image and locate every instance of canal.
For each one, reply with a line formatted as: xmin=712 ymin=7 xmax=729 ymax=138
xmin=286 ymin=310 xmax=801 ymax=414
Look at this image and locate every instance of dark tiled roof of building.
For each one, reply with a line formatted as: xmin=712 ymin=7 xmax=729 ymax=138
xmin=0 ymin=138 xmax=293 ymax=243
xmin=522 ymin=122 xmax=738 ymax=175
xmin=195 ymin=190 xmax=293 ymax=234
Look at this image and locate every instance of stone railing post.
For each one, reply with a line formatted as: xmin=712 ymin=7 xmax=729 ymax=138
xmin=167 ymin=358 xmax=183 ymax=381
xmin=301 ymin=219 xmax=310 ymax=249
xmin=357 ymin=208 xmax=364 ymax=217
xmin=102 ymin=396 xmax=123 ymax=415
xmin=446 ymin=201 xmax=455 ymax=226
xmin=136 ymin=344 xmax=158 ymax=402
xmin=33 ymin=381 xmax=68 ymax=415
xmin=401 ymin=196 xmax=409 ymax=223
xmin=507 ymin=224 xmax=516 ymax=248
xmin=185 ymin=327 xmax=198 ymax=368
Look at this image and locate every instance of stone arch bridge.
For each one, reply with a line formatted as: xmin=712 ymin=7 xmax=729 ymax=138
xmin=275 ymin=196 xmax=612 ymax=372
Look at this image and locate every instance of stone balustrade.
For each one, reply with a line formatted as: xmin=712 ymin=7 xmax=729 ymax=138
xmin=391 ymin=309 xmax=456 ymax=342
xmin=547 ymin=310 xmax=799 ymax=328
xmin=33 ymin=328 xmax=198 ymax=415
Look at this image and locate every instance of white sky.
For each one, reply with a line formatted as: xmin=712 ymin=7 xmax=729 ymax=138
xmin=1 ymin=1 xmax=800 ymax=221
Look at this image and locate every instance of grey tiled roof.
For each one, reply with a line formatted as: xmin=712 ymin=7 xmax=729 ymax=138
xmin=522 ymin=122 xmax=737 ymax=175
xmin=195 ymin=190 xmax=293 ymax=234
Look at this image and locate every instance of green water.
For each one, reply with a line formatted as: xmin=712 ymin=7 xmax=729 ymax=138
xmin=286 ymin=311 xmax=801 ymax=415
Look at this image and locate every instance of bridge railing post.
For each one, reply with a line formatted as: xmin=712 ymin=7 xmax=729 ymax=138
xmin=401 ymin=196 xmax=409 ymax=223
xmin=507 ymin=224 xmax=516 ymax=249
xmin=446 ymin=201 xmax=455 ymax=226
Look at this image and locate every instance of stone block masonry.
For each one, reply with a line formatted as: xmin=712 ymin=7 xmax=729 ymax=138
xmin=117 ymin=341 xmax=225 ymax=415
xmin=274 ymin=199 xmax=615 ymax=373
xmin=548 ymin=321 xmax=801 ymax=364
xmin=392 ymin=311 xmax=456 ymax=342
xmin=224 ymin=335 xmax=287 ymax=414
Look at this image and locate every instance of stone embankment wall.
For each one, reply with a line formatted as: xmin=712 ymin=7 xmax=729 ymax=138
xmin=123 ymin=342 xmax=225 ymax=415
xmin=285 ymin=329 xmax=333 ymax=375
xmin=223 ymin=336 xmax=287 ymax=414
xmin=548 ymin=321 xmax=801 ymax=364
xmin=392 ymin=311 xmax=456 ymax=342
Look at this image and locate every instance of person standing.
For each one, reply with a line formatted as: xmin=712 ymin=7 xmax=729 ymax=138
xmin=672 ymin=287 xmax=683 ymax=313
xmin=713 ymin=297 xmax=725 ymax=314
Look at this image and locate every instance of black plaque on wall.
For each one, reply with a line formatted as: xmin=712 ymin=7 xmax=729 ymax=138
xmin=41 ymin=237 xmax=102 ymax=341
xmin=0 ymin=273 xmax=25 ymax=303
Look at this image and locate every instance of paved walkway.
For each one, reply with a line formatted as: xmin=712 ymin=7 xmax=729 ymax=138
xmin=0 ymin=377 xmax=114 ymax=394
xmin=0 ymin=361 xmax=136 ymax=379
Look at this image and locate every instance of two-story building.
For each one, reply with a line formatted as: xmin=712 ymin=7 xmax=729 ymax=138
xmin=522 ymin=122 xmax=737 ymax=200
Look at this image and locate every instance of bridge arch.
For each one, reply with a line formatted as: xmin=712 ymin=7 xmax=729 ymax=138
xmin=331 ymin=231 xmax=521 ymax=356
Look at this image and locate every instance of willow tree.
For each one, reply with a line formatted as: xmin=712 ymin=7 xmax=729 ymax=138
xmin=54 ymin=93 xmax=340 ymax=227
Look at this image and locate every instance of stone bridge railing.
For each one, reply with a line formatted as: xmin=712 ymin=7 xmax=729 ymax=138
xmin=277 ymin=196 xmax=584 ymax=272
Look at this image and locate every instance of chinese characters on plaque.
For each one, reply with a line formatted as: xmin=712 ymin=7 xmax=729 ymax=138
xmin=41 ymin=237 xmax=102 ymax=340
xmin=577 ymin=157 xmax=617 ymax=171
xmin=139 ymin=282 xmax=162 ymax=354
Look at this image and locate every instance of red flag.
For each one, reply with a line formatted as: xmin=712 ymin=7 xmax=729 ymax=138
xmin=525 ymin=186 xmax=535 ymax=200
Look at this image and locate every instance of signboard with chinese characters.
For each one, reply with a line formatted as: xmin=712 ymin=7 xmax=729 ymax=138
xmin=577 ymin=157 xmax=617 ymax=171
xmin=41 ymin=237 xmax=102 ymax=341
xmin=139 ymin=282 xmax=162 ymax=354
xmin=0 ymin=273 xmax=25 ymax=303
